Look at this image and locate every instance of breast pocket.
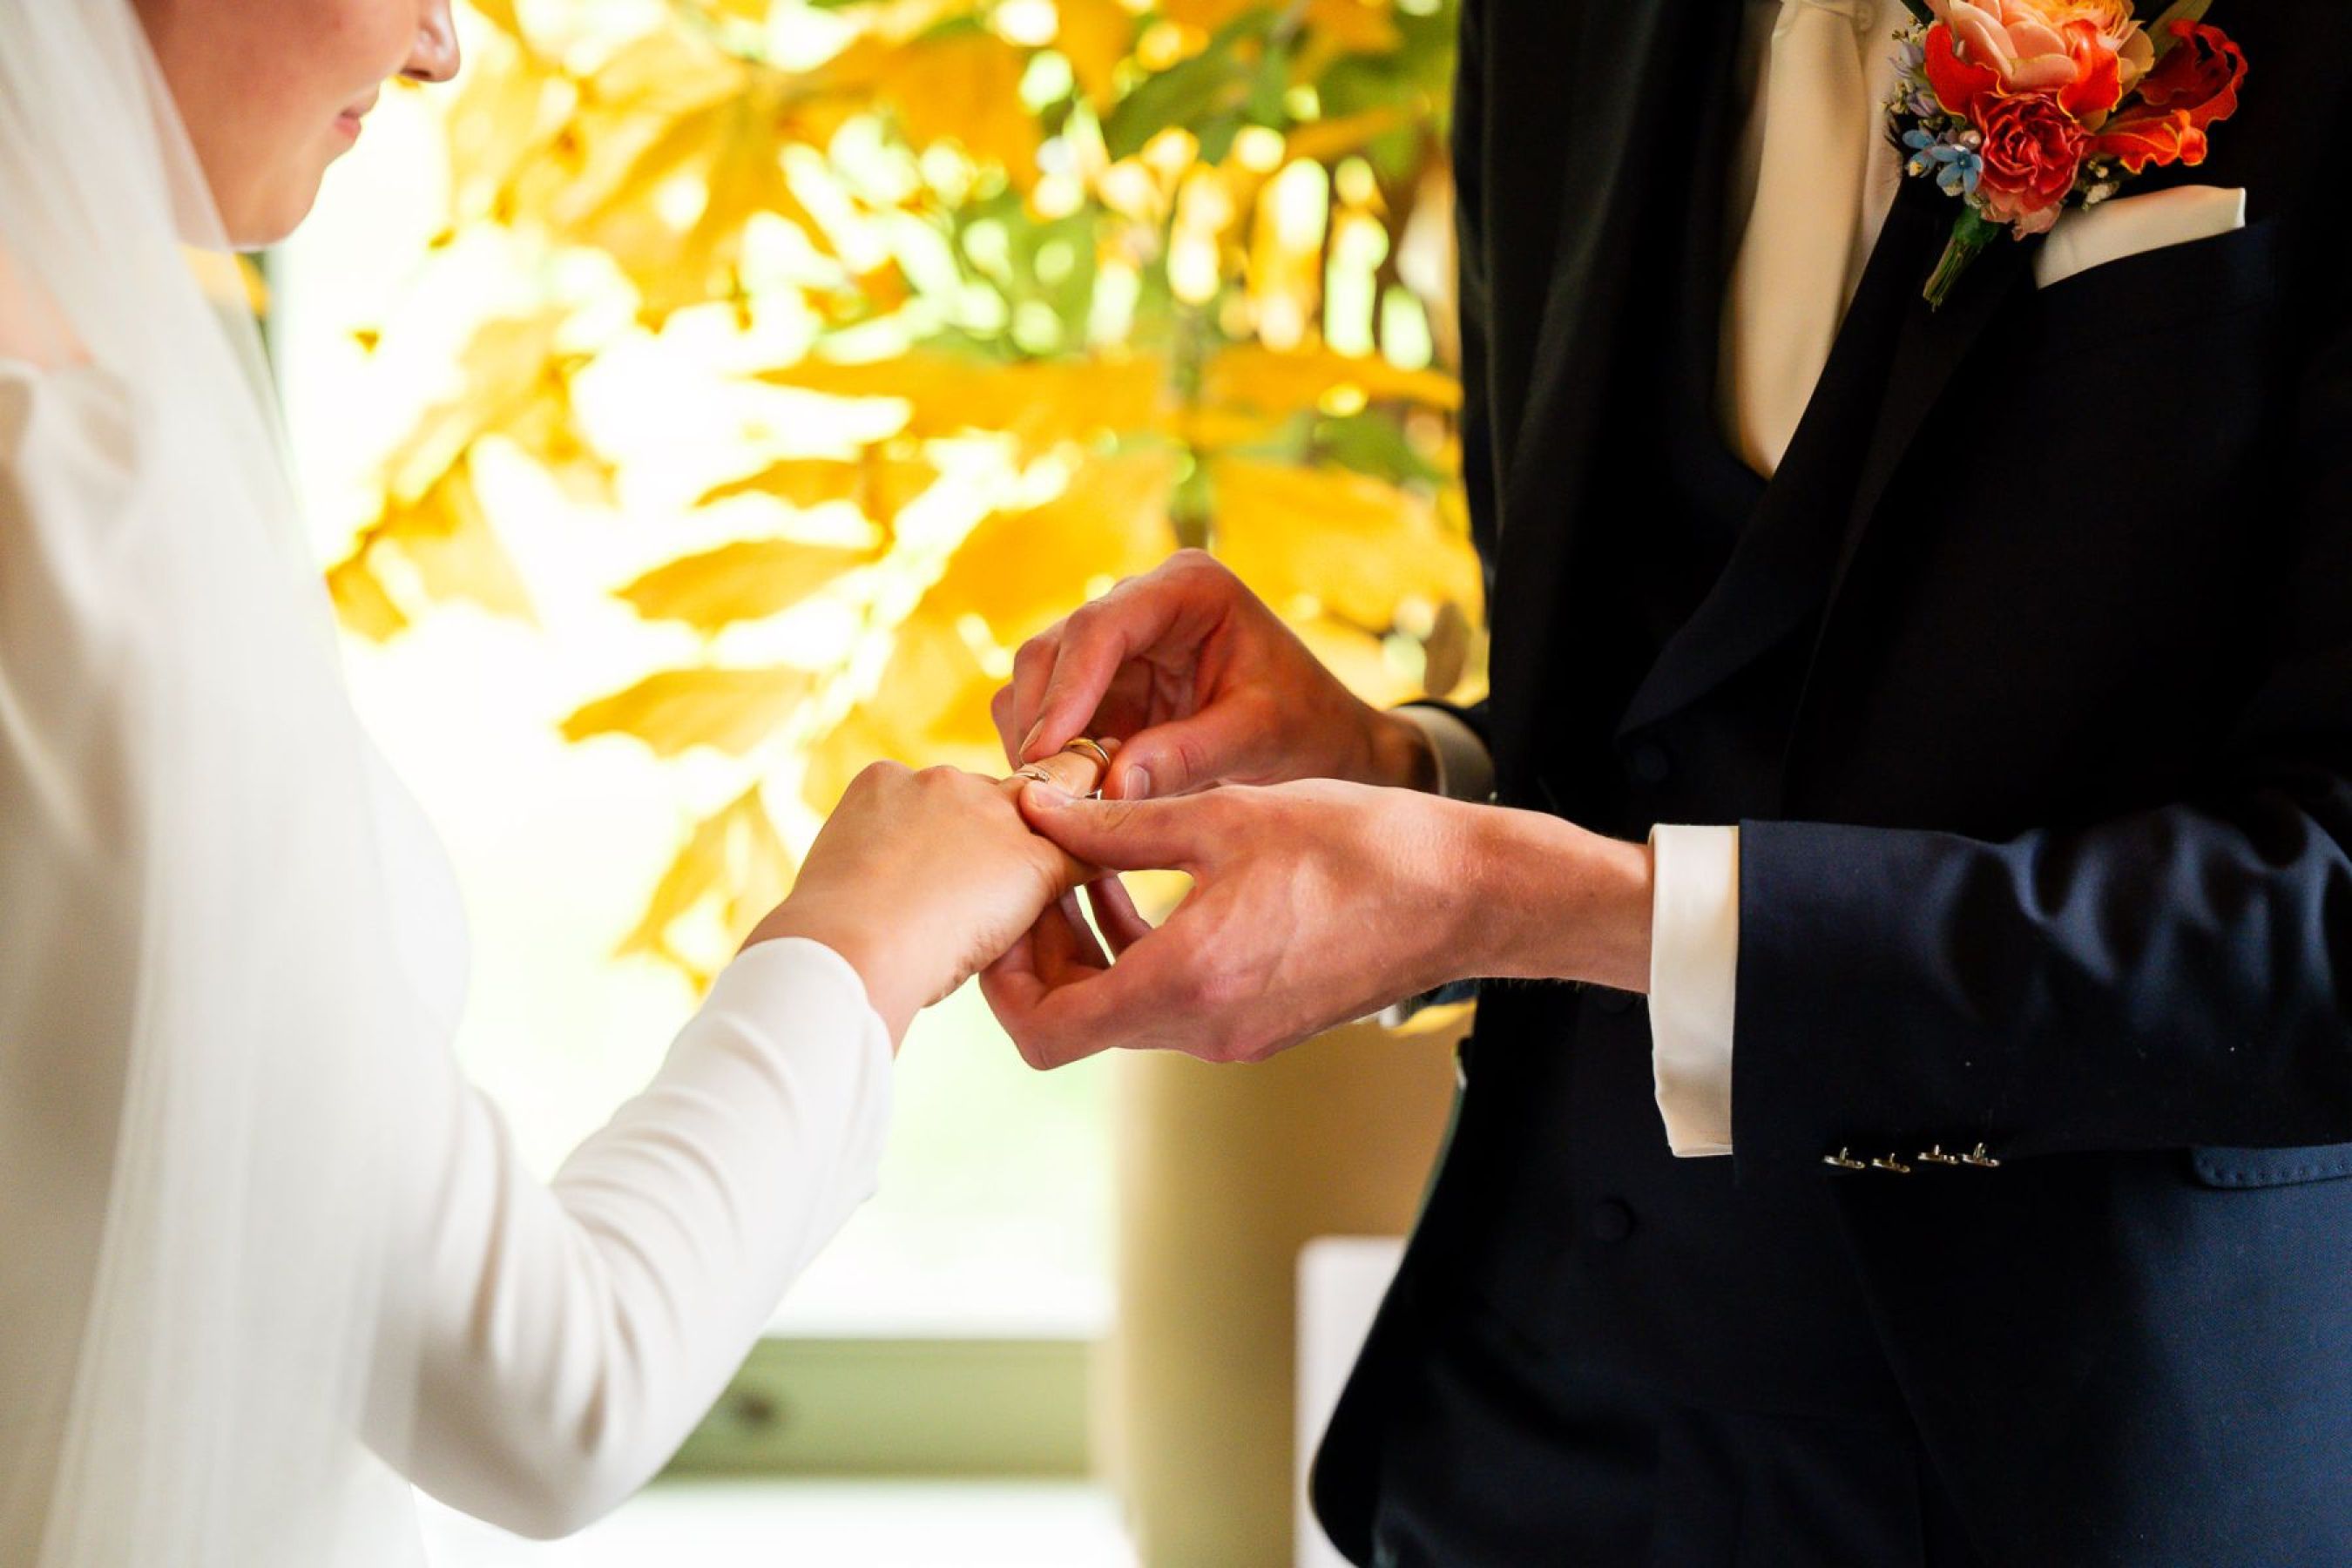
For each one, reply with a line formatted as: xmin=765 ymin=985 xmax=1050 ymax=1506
xmin=2018 ymin=217 xmax=2281 ymax=363
xmin=2189 ymin=1144 xmax=2352 ymax=1189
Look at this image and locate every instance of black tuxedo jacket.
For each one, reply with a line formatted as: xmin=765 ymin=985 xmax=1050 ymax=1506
xmin=1315 ymin=3 xmax=2352 ymax=1562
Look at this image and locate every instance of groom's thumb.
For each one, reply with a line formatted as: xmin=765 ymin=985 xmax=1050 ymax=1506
xmin=1105 ymin=706 xmax=1260 ymax=801
xmin=1017 ymin=787 xmax=1200 ymax=873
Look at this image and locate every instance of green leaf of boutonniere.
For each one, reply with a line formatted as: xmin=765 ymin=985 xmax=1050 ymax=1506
xmin=2148 ymin=0 xmax=2214 ymax=61
xmin=1923 ymin=207 xmax=2004 ymax=311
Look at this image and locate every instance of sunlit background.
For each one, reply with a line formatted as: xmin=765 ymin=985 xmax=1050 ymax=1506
xmin=273 ymin=0 xmax=1476 ymax=1558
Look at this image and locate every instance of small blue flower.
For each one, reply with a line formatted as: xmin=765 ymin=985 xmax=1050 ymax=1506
xmin=1902 ymin=129 xmax=1983 ymax=197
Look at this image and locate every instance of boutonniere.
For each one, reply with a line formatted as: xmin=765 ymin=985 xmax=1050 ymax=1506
xmin=1886 ymin=0 xmax=2248 ymax=309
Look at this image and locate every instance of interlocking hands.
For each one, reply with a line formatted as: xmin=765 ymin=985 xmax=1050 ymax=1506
xmin=752 ymin=551 xmax=1651 ymax=1058
xmin=980 ymin=552 xmax=1656 ymax=1071
xmin=740 ymin=742 xmax=1111 ymax=1047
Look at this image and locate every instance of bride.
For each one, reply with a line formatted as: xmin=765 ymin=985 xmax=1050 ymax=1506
xmin=0 ymin=1 xmax=1106 ymax=1562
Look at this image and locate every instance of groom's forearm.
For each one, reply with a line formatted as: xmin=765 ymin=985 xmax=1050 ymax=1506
xmin=1449 ymin=800 xmax=1655 ymax=994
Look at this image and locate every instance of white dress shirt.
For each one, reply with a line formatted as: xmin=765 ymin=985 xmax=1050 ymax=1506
xmin=0 ymin=358 xmax=895 ymax=1546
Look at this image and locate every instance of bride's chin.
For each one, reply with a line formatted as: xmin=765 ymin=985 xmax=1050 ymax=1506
xmin=221 ymin=169 xmax=329 ymax=253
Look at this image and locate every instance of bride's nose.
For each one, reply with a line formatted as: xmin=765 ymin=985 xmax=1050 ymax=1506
xmin=405 ymin=0 xmax=462 ymax=84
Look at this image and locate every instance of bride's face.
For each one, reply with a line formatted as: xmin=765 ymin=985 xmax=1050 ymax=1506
xmin=132 ymin=0 xmax=460 ymax=248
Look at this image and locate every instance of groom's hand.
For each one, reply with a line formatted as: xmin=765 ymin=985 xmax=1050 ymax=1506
xmin=994 ymin=550 xmax=1437 ymax=801
xmin=978 ymin=780 xmax=1656 ymax=1070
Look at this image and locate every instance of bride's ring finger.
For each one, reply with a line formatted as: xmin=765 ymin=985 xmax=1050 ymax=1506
xmin=1005 ymin=740 xmax=1113 ymax=797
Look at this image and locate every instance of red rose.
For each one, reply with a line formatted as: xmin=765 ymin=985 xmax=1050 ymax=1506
xmin=1973 ymin=91 xmax=2088 ymax=234
xmin=2088 ymin=21 xmax=2248 ymax=173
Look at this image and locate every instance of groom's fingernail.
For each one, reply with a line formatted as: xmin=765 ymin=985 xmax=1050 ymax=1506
xmin=1028 ymin=783 xmax=1076 ymax=808
xmin=1123 ymin=765 xmax=1152 ymax=801
xmin=1019 ymin=720 xmax=1045 ymax=760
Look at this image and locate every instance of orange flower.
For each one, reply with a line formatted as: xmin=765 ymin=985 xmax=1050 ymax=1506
xmin=1928 ymin=0 xmax=2139 ymax=115
xmin=2088 ymin=21 xmax=2249 ymax=173
xmin=2008 ymin=0 xmax=2153 ymax=94
xmin=1925 ymin=12 xmax=2124 ymax=125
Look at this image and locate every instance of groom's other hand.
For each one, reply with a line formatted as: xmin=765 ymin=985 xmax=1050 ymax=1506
xmin=994 ymin=550 xmax=1437 ymax=801
xmin=979 ymin=780 xmax=1655 ymax=1070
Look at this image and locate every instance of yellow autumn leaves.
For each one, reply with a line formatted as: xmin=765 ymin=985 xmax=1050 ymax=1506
xmin=331 ymin=0 xmax=1477 ymax=983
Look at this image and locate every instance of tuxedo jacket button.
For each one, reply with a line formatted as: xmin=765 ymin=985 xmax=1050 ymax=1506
xmin=1589 ymin=1198 xmax=1636 ymax=1243
xmin=1627 ymin=740 xmax=1672 ymax=785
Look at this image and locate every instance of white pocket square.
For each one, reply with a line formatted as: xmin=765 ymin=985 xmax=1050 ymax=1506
xmin=2034 ymin=185 xmax=2248 ymax=291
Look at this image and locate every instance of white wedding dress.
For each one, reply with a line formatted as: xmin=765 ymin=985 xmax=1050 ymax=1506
xmin=0 ymin=359 xmax=895 ymax=1558
xmin=0 ymin=6 xmax=919 ymax=1557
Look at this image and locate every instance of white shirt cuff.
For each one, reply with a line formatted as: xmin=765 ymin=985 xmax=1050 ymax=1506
xmin=1396 ymin=705 xmax=1495 ymax=802
xmin=1646 ymin=824 xmax=1740 ymax=1158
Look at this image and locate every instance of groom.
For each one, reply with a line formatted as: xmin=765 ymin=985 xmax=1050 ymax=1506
xmin=987 ymin=0 xmax=2352 ymax=1562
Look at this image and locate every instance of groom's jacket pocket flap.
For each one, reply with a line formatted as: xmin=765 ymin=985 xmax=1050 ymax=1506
xmin=2189 ymin=1143 xmax=2352 ymax=1189
xmin=2024 ymin=218 xmax=2279 ymax=360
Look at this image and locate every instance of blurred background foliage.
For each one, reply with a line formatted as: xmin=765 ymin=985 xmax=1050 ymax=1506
xmin=328 ymin=0 xmax=1483 ymax=984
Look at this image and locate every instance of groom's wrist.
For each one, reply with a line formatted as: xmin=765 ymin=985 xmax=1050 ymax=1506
xmin=1458 ymin=804 xmax=1654 ymax=992
xmin=1360 ymin=706 xmax=1441 ymax=794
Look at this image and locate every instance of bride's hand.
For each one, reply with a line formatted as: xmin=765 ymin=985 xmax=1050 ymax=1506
xmin=740 ymin=752 xmax=1102 ymax=1044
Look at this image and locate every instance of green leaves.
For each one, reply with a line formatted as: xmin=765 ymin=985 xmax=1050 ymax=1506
xmin=1103 ymin=17 xmax=1272 ymax=161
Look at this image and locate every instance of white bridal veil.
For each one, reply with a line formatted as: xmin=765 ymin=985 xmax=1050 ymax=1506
xmin=0 ymin=3 xmax=431 ymax=1563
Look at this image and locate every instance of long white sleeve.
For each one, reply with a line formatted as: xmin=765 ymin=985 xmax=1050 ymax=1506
xmin=400 ymin=937 xmax=892 ymax=1538
xmin=0 ymin=356 xmax=894 ymax=1550
xmin=1646 ymin=826 xmax=1740 ymax=1158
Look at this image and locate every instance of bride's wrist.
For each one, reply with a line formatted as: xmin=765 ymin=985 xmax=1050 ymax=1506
xmin=743 ymin=898 xmax=920 ymax=1047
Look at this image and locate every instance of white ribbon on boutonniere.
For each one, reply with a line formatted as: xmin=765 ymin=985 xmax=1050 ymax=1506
xmin=1883 ymin=0 xmax=2248 ymax=308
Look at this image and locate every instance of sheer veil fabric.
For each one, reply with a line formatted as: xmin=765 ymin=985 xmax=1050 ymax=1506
xmin=0 ymin=3 xmax=432 ymax=1562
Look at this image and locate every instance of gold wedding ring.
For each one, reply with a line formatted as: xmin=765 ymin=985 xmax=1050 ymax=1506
xmin=1061 ymin=736 xmax=1113 ymax=773
xmin=1008 ymin=737 xmax=1115 ymax=797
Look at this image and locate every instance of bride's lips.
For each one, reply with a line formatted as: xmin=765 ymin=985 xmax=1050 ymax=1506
xmin=335 ymin=91 xmax=380 ymax=141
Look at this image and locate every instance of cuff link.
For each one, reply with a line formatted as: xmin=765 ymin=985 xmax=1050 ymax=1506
xmin=1917 ymin=1145 xmax=1963 ymax=1167
xmin=1824 ymin=1148 xmax=1869 ymax=1171
xmin=1960 ymin=1142 xmax=2002 ymax=1169
xmin=1870 ymin=1152 xmax=1914 ymax=1175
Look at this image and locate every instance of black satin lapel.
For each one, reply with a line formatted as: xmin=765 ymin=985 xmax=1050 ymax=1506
xmin=1485 ymin=7 xmax=1742 ymax=785
xmin=1616 ymin=174 xmax=2054 ymax=740
xmin=1823 ymin=220 xmax=2038 ymax=606
xmin=1616 ymin=179 xmax=1951 ymax=739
